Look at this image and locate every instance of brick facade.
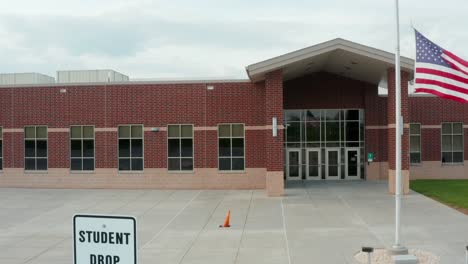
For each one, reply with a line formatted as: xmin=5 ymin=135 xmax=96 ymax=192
xmin=265 ymin=70 xmax=285 ymax=196
xmin=1 ymin=66 xmax=468 ymax=194
xmin=387 ymin=68 xmax=410 ymax=194
xmin=284 ymin=72 xmax=389 ymax=180
xmin=0 ymin=82 xmax=267 ymax=168
xmin=0 ymin=81 xmax=274 ymax=191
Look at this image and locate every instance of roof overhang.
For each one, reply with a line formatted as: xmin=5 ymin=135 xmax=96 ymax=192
xmin=245 ymin=38 xmax=414 ymax=84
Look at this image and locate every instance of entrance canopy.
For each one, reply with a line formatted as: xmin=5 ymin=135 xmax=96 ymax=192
xmin=246 ymin=38 xmax=414 ymax=84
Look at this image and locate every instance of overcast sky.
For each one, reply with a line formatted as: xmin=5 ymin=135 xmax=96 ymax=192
xmin=0 ymin=0 xmax=467 ymax=79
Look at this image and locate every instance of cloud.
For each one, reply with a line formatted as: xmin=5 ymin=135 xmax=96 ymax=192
xmin=0 ymin=0 xmax=467 ymax=79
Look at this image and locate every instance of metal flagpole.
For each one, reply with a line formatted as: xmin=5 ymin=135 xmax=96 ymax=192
xmin=391 ymin=0 xmax=408 ymax=255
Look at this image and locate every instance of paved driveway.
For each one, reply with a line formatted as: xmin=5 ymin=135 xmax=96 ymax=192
xmin=0 ymin=181 xmax=466 ymax=264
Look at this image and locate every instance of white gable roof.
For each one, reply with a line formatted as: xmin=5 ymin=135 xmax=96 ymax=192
xmin=245 ymin=38 xmax=414 ymax=84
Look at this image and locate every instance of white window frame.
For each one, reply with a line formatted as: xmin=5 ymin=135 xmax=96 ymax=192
xmin=24 ymin=126 xmax=48 ymax=171
xmin=118 ymin=124 xmax=144 ymax=172
xmin=409 ymin=123 xmax=422 ymax=165
xmin=217 ymin=123 xmax=245 ymax=172
xmin=70 ymin=125 xmax=95 ymax=172
xmin=441 ymin=122 xmax=464 ymax=164
xmin=167 ymin=124 xmax=194 ymax=172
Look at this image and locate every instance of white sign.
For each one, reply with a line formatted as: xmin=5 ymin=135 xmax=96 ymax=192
xmin=74 ymin=215 xmax=137 ymax=264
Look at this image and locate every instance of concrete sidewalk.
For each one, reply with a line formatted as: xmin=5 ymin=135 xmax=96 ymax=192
xmin=0 ymin=181 xmax=466 ymax=264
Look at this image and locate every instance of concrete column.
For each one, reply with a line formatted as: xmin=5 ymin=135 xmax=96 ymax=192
xmin=265 ymin=70 xmax=284 ymax=196
xmin=387 ymin=68 xmax=410 ymax=194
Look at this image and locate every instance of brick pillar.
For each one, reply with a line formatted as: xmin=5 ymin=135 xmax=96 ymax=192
xmin=265 ymin=70 xmax=284 ymax=196
xmin=387 ymin=68 xmax=410 ymax=194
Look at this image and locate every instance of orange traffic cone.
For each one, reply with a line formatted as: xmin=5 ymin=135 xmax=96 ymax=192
xmin=219 ymin=210 xmax=231 ymax=228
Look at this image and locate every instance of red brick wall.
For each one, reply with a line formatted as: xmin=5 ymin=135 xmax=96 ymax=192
xmin=9 ymin=70 xmax=468 ymax=174
xmin=284 ymin=72 xmax=369 ymax=111
xmin=265 ymin=71 xmax=284 ymax=171
xmin=387 ymin=69 xmax=410 ymax=170
xmin=48 ymin=133 xmax=69 ymax=168
xmin=409 ymin=97 xmax=468 ymax=124
xmin=0 ymin=82 xmax=267 ymax=169
xmin=99 ymin=131 xmax=118 ymax=168
xmin=365 ymin=130 xmax=388 ymax=162
xmin=410 ymin=96 xmax=468 ymax=162
xmin=246 ymin=130 xmax=266 ymax=168
xmin=283 ymin=72 xmax=388 ymax=162
xmin=420 ymin=128 xmax=440 ymax=161
xmin=364 ymin=84 xmax=388 ymax=162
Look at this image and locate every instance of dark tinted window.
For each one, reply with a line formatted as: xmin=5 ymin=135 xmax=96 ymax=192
xmin=325 ymin=110 xmax=340 ymax=121
xmin=326 ymin=122 xmax=340 ymax=141
xmin=181 ymin=139 xmax=193 ymax=157
xmin=441 ymin=122 xmax=463 ymax=164
xmin=181 ymin=158 xmax=193 ymax=170
xmin=131 ymin=158 xmax=143 ymax=171
xmin=83 ymin=159 xmax=94 ymax=171
xmin=167 ymin=125 xmax=193 ymax=171
xmin=232 ymin=139 xmax=244 ymax=156
xmin=119 ymin=158 xmax=131 ymax=171
xmin=219 ymin=139 xmax=231 ymax=157
xmin=70 ymin=126 xmax=95 ymax=171
xmin=285 ymin=111 xmax=302 ymax=122
xmin=25 ymin=158 xmax=35 ymax=170
xmin=286 ymin=122 xmax=301 ymax=142
xmin=118 ymin=125 xmax=143 ymax=171
xmin=218 ymin=124 xmax=244 ymax=171
xmin=345 ymin=110 xmax=359 ymax=120
xmin=219 ymin=158 xmax=231 ymax=170
xmin=36 ymin=141 xmax=47 ymax=157
xmin=345 ymin=122 xmax=359 ymax=141
xmin=168 ymin=158 xmax=180 ymax=171
xmin=119 ymin=139 xmax=130 ymax=157
xmin=36 ymin=158 xmax=47 ymax=170
xmin=83 ymin=140 xmax=94 ymax=157
xmin=168 ymin=139 xmax=180 ymax=157
xmin=232 ymin=158 xmax=244 ymax=170
xmin=71 ymin=140 xmax=81 ymax=157
xmin=71 ymin=159 xmax=82 ymax=170
xmin=306 ymin=122 xmax=320 ymax=142
xmin=25 ymin=141 xmax=36 ymax=157
xmin=131 ymin=139 xmax=143 ymax=157
xmin=24 ymin=126 xmax=47 ymax=170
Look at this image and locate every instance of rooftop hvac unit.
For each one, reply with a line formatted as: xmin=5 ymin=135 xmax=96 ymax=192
xmin=0 ymin=73 xmax=55 ymax=85
xmin=57 ymin=69 xmax=129 ymax=83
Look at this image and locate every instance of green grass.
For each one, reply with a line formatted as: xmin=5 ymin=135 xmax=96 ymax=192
xmin=410 ymin=180 xmax=468 ymax=209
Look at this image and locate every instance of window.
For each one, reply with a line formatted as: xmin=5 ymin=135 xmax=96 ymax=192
xmin=24 ymin=126 xmax=47 ymax=171
xmin=441 ymin=122 xmax=463 ymax=164
xmin=285 ymin=111 xmax=302 ymax=144
xmin=218 ymin=124 xmax=244 ymax=171
xmin=0 ymin=127 xmax=2 ymax=171
xmin=409 ymin=123 xmax=421 ymax=164
xmin=284 ymin=109 xmax=365 ymax=179
xmin=70 ymin=126 xmax=95 ymax=171
xmin=118 ymin=125 xmax=143 ymax=171
xmin=167 ymin=125 xmax=193 ymax=171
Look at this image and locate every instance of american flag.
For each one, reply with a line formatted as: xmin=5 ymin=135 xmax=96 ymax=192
xmin=415 ymin=30 xmax=468 ymax=103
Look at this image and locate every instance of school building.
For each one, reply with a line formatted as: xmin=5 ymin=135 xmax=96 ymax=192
xmin=0 ymin=38 xmax=466 ymax=196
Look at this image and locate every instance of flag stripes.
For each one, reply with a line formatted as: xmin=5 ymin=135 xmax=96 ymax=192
xmin=414 ymin=30 xmax=468 ymax=103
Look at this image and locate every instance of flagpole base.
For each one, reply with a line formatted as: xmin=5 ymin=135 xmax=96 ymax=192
xmin=387 ymin=245 xmax=408 ymax=255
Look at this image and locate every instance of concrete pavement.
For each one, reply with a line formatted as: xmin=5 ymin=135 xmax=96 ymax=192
xmin=0 ymin=181 xmax=466 ymax=264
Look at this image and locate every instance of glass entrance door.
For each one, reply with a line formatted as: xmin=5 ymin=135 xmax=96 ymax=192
xmin=306 ymin=149 xmax=321 ymax=180
xmin=345 ymin=148 xmax=360 ymax=179
xmin=286 ymin=149 xmax=301 ymax=180
xmin=326 ymin=148 xmax=340 ymax=180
